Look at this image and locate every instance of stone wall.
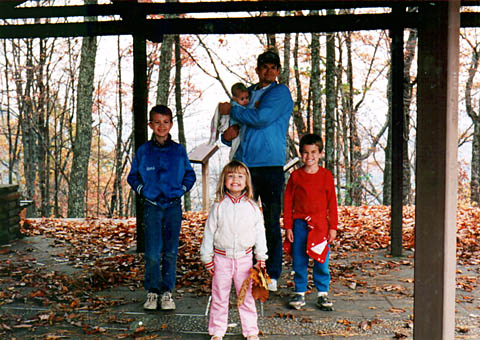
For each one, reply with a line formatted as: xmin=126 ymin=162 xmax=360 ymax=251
xmin=0 ymin=184 xmax=21 ymax=244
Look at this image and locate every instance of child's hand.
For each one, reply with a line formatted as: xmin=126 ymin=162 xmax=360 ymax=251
xmin=254 ymin=260 xmax=265 ymax=270
xmin=286 ymin=229 xmax=294 ymax=243
xmin=205 ymin=262 xmax=214 ymax=276
xmin=327 ymin=229 xmax=337 ymax=243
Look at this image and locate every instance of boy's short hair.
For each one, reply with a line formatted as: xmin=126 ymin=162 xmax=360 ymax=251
xmin=231 ymin=82 xmax=248 ymax=97
xmin=299 ymin=133 xmax=324 ymax=153
xmin=257 ymin=50 xmax=281 ymax=69
xmin=149 ymin=105 xmax=172 ymax=122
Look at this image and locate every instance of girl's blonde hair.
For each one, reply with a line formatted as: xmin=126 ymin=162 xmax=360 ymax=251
xmin=215 ymin=160 xmax=254 ymax=201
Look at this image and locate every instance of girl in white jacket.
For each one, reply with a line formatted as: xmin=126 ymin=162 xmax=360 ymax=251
xmin=200 ymin=160 xmax=268 ymax=340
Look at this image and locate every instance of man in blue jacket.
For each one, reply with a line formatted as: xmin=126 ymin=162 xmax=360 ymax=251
xmin=219 ymin=50 xmax=293 ymax=291
xmin=127 ymin=105 xmax=196 ymax=311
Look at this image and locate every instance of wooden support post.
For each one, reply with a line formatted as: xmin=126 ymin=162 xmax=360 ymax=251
xmin=415 ymin=2 xmax=459 ymax=339
xmin=202 ymin=160 xmax=210 ymax=211
xmin=390 ymin=6 xmax=404 ymax=257
xmin=189 ymin=143 xmax=219 ymax=211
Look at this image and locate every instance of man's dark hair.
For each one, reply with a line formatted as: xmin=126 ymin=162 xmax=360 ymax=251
xmin=257 ymin=50 xmax=281 ymax=69
xmin=299 ymin=133 xmax=324 ymax=153
xmin=149 ymin=105 xmax=172 ymax=121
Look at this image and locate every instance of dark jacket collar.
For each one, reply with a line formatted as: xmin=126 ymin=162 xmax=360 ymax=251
xmin=152 ymin=134 xmax=172 ymax=148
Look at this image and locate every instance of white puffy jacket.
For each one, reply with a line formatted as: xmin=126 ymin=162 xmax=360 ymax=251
xmin=200 ymin=193 xmax=268 ymax=266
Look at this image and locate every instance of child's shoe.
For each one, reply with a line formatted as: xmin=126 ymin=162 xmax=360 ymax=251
xmin=289 ymin=293 xmax=306 ymax=310
xmin=143 ymin=292 xmax=158 ymax=310
xmin=210 ymin=336 xmax=223 ymax=340
xmin=247 ymin=335 xmax=260 ymax=340
xmin=316 ymin=294 xmax=333 ymax=311
xmin=160 ymin=291 xmax=176 ymax=310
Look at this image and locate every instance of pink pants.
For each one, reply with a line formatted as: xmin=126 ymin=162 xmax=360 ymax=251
xmin=209 ymin=253 xmax=259 ymax=337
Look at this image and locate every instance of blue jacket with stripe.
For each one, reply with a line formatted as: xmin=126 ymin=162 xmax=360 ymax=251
xmin=127 ymin=136 xmax=196 ymax=208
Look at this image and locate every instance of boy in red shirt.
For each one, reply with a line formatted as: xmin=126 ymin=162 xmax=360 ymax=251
xmin=283 ymin=133 xmax=338 ymax=310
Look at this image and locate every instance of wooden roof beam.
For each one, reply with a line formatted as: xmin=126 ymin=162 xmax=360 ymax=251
xmin=0 ymin=1 xmax=420 ymax=20
xmin=0 ymin=12 xmax=418 ymax=39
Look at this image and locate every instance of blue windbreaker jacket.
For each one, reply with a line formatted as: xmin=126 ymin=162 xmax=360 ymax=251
xmin=127 ymin=136 xmax=196 ymax=207
xmin=230 ymin=82 xmax=293 ymax=167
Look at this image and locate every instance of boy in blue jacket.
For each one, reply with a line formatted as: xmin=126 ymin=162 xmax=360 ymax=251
xmin=127 ymin=105 xmax=196 ymax=311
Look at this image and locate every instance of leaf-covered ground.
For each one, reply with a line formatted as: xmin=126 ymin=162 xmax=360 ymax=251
xmin=18 ymin=204 xmax=480 ymax=294
xmin=0 ymin=205 xmax=478 ymax=338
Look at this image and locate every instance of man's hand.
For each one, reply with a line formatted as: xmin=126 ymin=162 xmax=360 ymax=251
xmin=218 ymin=102 xmax=232 ymax=115
xmin=223 ymin=125 xmax=239 ymax=142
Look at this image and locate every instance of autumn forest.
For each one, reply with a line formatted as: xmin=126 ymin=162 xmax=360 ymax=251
xmin=2 ymin=4 xmax=480 ymax=219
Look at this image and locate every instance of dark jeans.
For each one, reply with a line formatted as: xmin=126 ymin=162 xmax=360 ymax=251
xmin=143 ymin=200 xmax=182 ymax=293
xmin=250 ymin=166 xmax=284 ymax=280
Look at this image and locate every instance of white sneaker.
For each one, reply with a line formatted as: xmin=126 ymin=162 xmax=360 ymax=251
xmin=143 ymin=292 xmax=158 ymax=310
xmin=160 ymin=291 xmax=176 ymax=310
xmin=267 ymin=278 xmax=277 ymax=292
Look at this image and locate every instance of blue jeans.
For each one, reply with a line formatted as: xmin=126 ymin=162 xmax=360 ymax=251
xmin=250 ymin=166 xmax=284 ymax=280
xmin=143 ymin=200 xmax=182 ymax=293
xmin=292 ymin=219 xmax=331 ymax=293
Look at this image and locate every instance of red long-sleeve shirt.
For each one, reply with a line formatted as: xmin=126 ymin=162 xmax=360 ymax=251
xmin=283 ymin=167 xmax=338 ymax=238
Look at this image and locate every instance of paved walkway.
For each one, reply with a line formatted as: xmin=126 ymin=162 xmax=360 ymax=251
xmin=1 ymin=235 xmax=479 ymax=339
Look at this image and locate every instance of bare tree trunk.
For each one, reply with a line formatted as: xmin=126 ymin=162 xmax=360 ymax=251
xmin=68 ymin=1 xmax=97 ymax=217
xmin=279 ymin=33 xmax=290 ymax=85
xmin=465 ymin=40 xmax=480 ymax=204
xmin=174 ymin=35 xmax=191 ymax=210
xmin=292 ymin=33 xmax=306 ymax=137
xmin=383 ymin=69 xmax=393 ymax=205
xmin=2 ymin=40 xmax=21 ymax=186
xmin=345 ymin=33 xmax=363 ymax=205
xmin=110 ymin=36 xmax=126 ymax=217
xmin=36 ymin=38 xmax=50 ymax=217
xmin=472 ymin=122 xmax=480 ymax=203
xmin=325 ymin=22 xmax=336 ymax=173
xmin=267 ymin=32 xmax=276 ymax=50
xmin=402 ymin=28 xmax=417 ymax=204
xmin=335 ymin=46 xmax=343 ymax=203
xmin=156 ymin=34 xmax=174 ymax=105
xmin=311 ymin=32 xmax=322 ymax=137
xmin=14 ymin=39 xmax=38 ymax=217
xmin=54 ymin=38 xmax=76 ymax=217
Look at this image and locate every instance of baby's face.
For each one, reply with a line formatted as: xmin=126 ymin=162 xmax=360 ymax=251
xmin=234 ymin=91 xmax=249 ymax=106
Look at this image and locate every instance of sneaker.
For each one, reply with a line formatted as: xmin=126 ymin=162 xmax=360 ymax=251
xmin=210 ymin=336 xmax=223 ymax=340
xmin=267 ymin=278 xmax=277 ymax=292
xmin=143 ymin=292 xmax=158 ymax=310
xmin=316 ymin=294 xmax=333 ymax=311
xmin=247 ymin=335 xmax=260 ymax=340
xmin=289 ymin=294 xmax=306 ymax=310
xmin=160 ymin=291 xmax=176 ymax=310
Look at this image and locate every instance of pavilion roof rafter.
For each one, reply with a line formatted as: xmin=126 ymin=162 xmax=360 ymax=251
xmin=0 ymin=1 xmax=480 ymax=40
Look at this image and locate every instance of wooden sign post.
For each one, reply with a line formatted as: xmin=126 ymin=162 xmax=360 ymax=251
xmin=189 ymin=143 xmax=219 ymax=211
